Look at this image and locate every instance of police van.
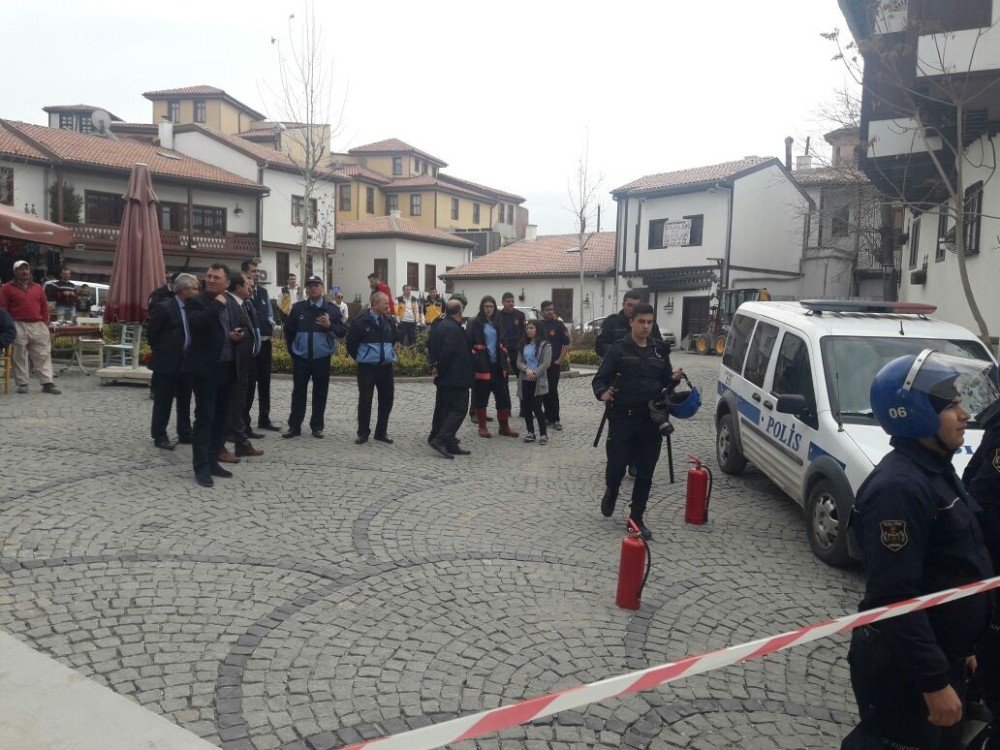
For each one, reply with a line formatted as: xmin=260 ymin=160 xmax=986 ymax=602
xmin=715 ymin=300 xmax=997 ymax=566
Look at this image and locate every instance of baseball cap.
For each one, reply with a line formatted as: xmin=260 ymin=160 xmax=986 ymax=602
xmin=13 ymin=260 xmax=29 ymax=270
xmin=305 ymin=275 xmax=323 ymax=286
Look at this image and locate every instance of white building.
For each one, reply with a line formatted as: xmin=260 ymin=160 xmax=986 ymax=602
xmin=332 ymin=214 xmax=475 ymax=305
xmin=611 ymin=157 xmax=813 ymax=344
xmin=440 ymin=231 xmax=616 ymax=323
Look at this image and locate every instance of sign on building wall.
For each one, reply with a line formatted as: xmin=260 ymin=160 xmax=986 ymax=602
xmin=662 ymin=219 xmax=692 ymax=248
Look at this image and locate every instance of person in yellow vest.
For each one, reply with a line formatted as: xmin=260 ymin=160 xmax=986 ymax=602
xmin=424 ymin=288 xmax=443 ymax=325
xmin=395 ymin=285 xmax=422 ymax=346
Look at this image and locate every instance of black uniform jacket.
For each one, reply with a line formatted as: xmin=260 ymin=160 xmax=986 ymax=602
xmin=853 ymin=438 xmax=993 ymax=692
xmin=429 ymin=315 xmax=473 ymax=389
xmin=497 ymin=309 xmax=526 ymax=351
xmin=250 ymin=285 xmax=274 ymax=338
xmin=596 ymin=310 xmax=663 ymax=357
xmin=146 ymin=298 xmax=186 ymax=374
xmin=963 ymin=407 xmax=1000 ymax=567
xmin=592 ymin=336 xmax=673 ymax=406
xmin=466 ymin=316 xmax=508 ymax=380
xmin=345 ymin=311 xmax=397 ymax=363
xmin=179 ymin=292 xmax=226 ymax=377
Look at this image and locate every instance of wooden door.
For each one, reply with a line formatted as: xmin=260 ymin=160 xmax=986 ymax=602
xmin=551 ymin=288 xmax=574 ymax=322
xmin=682 ymin=295 xmax=710 ymax=340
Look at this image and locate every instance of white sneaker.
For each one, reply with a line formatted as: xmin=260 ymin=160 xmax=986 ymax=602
xmin=539 ymin=435 xmax=549 ymax=445
xmin=523 ymin=433 xmax=536 ymax=443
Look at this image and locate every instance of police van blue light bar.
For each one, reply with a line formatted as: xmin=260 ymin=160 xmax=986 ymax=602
xmin=800 ymin=300 xmax=938 ymax=315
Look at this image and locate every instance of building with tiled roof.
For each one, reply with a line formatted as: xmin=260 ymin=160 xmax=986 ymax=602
xmin=613 ymin=154 xmax=814 ymax=344
xmin=337 ymin=216 xmax=476 ymax=248
xmin=437 ymin=232 xmax=616 ymax=323
xmin=42 ymin=104 xmax=122 ymax=135
xmin=143 ymin=85 xmax=267 ymax=133
xmin=348 ymin=138 xmax=447 ymax=167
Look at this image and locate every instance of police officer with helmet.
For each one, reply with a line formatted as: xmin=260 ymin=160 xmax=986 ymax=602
xmin=843 ymin=350 xmax=999 ymax=749
xmin=592 ymin=302 xmax=681 ymax=541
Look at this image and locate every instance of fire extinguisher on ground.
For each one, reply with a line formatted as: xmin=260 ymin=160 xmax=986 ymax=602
xmin=616 ymin=519 xmax=652 ymax=611
xmin=685 ymin=454 xmax=713 ymax=525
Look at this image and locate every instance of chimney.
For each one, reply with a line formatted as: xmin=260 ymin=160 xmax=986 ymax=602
xmin=158 ymin=119 xmax=174 ymax=150
xmin=525 ymin=224 xmax=537 ymax=242
xmin=796 ymin=154 xmax=813 ymax=171
xmin=784 ymin=136 xmax=794 ymax=171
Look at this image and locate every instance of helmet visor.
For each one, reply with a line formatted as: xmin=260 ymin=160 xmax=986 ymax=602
xmin=908 ymin=351 xmax=1000 ymax=424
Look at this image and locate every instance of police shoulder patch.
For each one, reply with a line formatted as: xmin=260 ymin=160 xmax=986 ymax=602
xmin=879 ymin=520 xmax=908 ymax=552
xmin=992 ymin=448 xmax=1000 ymax=473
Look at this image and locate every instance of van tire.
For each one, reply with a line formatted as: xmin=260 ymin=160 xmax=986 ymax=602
xmin=806 ymin=479 xmax=852 ymax=566
xmin=716 ymin=413 xmax=747 ymax=475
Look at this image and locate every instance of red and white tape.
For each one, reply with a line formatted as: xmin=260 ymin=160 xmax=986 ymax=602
xmin=341 ymin=575 xmax=1000 ymax=750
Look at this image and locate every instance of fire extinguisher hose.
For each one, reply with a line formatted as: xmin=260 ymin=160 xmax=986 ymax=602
xmin=704 ymin=464 xmax=713 ymax=517
xmin=637 ymin=535 xmax=652 ymax=602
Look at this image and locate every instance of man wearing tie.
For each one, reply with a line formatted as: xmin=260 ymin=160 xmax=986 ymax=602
xmin=220 ymin=271 xmax=263 ymax=461
xmin=242 ymin=259 xmax=280 ymax=432
xmin=147 ymin=273 xmax=198 ymax=450
xmin=283 ymin=275 xmax=346 ymax=439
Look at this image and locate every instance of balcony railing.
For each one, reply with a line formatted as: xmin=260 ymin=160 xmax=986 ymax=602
xmin=68 ymin=224 xmax=258 ymax=257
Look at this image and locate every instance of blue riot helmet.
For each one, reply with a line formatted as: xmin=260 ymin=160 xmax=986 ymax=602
xmin=869 ymin=349 xmax=999 ymax=438
xmin=667 ymin=385 xmax=702 ymax=419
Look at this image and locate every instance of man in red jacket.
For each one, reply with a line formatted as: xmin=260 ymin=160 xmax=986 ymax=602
xmin=0 ymin=260 xmax=60 ymax=394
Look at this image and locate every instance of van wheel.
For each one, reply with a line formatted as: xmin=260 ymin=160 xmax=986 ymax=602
xmin=806 ymin=479 xmax=852 ymax=566
xmin=716 ymin=413 xmax=747 ymax=475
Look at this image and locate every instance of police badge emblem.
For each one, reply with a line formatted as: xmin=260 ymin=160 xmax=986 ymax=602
xmin=993 ymin=448 xmax=1000 ymax=473
xmin=879 ymin=520 xmax=908 ymax=552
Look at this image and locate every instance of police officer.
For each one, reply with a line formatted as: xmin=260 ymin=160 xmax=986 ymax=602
xmin=595 ymin=290 xmax=662 ymax=357
xmin=591 ymin=302 xmax=678 ymax=541
xmin=843 ymin=350 xmax=996 ymax=749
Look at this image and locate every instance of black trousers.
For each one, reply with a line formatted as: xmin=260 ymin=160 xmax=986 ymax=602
xmin=211 ymin=362 xmax=236 ymax=457
xmin=245 ymin=339 xmax=273 ymax=426
xmin=472 ymin=363 xmax=512 ymax=412
xmin=433 ymin=386 xmax=469 ymax=446
xmin=357 ymin=364 xmax=394 ymax=438
xmin=188 ymin=370 xmax=219 ymax=475
xmin=150 ymin=370 xmax=191 ymax=441
xmin=605 ymin=409 xmax=662 ymax=522
xmin=544 ymin=365 xmax=561 ymax=423
xmin=843 ymin=627 xmax=968 ymax=749
xmin=288 ymin=355 xmax=331 ymax=432
xmin=399 ymin=321 xmax=417 ymax=346
xmin=226 ymin=360 xmax=252 ymax=448
xmin=521 ymin=380 xmax=546 ymax=436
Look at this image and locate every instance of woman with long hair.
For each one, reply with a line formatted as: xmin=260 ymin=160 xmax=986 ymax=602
xmin=517 ymin=320 xmax=551 ymax=444
xmin=467 ymin=295 xmax=518 ymax=438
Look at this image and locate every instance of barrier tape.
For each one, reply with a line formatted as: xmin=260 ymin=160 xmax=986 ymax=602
xmin=341 ymin=575 xmax=1000 ymax=750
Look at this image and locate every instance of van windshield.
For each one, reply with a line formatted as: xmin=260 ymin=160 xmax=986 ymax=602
xmin=821 ymin=336 xmax=995 ymax=426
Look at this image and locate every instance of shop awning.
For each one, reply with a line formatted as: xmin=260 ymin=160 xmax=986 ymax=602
xmin=0 ymin=204 xmax=73 ymax=247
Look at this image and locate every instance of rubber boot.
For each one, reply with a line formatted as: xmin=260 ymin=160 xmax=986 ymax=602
xmin=476 ymin=407 xmax=493 ymax=438
xmin=498 ymin=410 xmax=520 ymax=438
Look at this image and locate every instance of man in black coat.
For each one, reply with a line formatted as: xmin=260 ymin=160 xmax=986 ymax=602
xmin=242 ymin=259 xmax=279 ymax=431
xmin=179 ymin=263 xmax=232 ymax=487
xmin=220 ymin=271 xmax=262 ymax=460
xmin=147 ymin=273 xmax=198 ymax=450
xmin=596 ymin=290 xmax=663 ymax=357
xmin=427 ymin=299 xmax=473 ymax=458
xmin=346 ymin=291 xmax=398 ymax=444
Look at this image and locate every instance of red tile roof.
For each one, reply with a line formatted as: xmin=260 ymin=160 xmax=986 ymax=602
xmin=241 ymin=121 xmax=310 ymax=131
xmin=792 ymin=165 xmax=869 ymax=187
xmin=336 ymin=217 xmax=476 ymax=248
xmin=443 ymin=232 xmax=616 ymax=279
xmin=0 ymin=120 xmax=265 ymax=192
xmin=437 ymin=173 xmax=525 ymax=203
xmin=142 ymin=85 xmax=266 ymax=120
xmin=332 ymin=164 xmax=391 ymax=185
xmin=383 ymin=174 xmax=493 ymax=201
xmin=0 ymin=125 xmax=49 ymax=161
xmin=613 ymin=156 xmax=776 ymax=195
xmin=348 ymin=138 xmax=447 ymax=166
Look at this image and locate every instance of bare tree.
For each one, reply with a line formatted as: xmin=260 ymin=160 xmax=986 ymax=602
xmin=566 ymin=132 xmax=603 ymax=329
xmin=826 ymin=13 xmax=1000 ymax=343
xmin=263 ymin=2 xmax=346 ymax=282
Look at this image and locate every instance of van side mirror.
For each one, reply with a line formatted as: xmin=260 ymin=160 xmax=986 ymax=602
xmin=776 ymin=394 xmax=807 ymax=415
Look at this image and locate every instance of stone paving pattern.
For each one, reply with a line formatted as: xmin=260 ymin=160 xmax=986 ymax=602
xmin=0 ymin=352 xmax=864 ymax=748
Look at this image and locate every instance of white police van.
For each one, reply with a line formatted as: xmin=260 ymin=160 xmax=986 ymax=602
xmin=715 ymin=300 xmax=997 ymax=566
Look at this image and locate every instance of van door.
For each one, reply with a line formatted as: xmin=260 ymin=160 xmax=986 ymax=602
xmin=734 ymin=320 xmax=781 ymax=477
xmin=763 ymin=329 xmax=818 ymax=500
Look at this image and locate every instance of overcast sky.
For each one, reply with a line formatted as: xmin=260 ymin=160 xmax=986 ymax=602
xmin=6 ymin=0 xmax=854 ymax=234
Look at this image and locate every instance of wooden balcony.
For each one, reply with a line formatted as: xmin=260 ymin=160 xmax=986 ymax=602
xmin=68 ymin=224 xmax=259 ymax=258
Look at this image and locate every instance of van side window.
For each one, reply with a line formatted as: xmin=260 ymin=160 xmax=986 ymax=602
xmin=743 ymin=321 xmax=778 ymax=388
xmin=722 ymin=313 xmax=755 ymax=372
xmin=771 ymin=332 xmax=818 ymax=429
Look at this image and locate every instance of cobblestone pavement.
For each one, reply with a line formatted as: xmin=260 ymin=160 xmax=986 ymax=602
xmin=0 ymin=351 xmax=864 ymax=749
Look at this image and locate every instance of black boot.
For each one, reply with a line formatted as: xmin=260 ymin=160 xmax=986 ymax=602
xmin=601 ymin=488 xmax=618 ymax=517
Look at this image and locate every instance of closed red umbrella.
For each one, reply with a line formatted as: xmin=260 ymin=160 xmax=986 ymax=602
xmin=103 ymin=163 xmax=166 ymax=323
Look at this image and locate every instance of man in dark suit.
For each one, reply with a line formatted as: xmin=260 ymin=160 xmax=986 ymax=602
xmin=218 ymin=271 xmax=261 ymax=462
xmin=427 ymin=299 xmax=473 ymax=458
xmin=147 ymin=273 xmax=198 ymax=450
xmin=180 ymin=263 xmax=233 ymax=488
xmin=242 ymin=259 xmax=279 ymax=432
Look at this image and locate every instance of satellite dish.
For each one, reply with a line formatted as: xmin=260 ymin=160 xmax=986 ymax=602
xmin=91 ymin=109 xmax=113 ymax=135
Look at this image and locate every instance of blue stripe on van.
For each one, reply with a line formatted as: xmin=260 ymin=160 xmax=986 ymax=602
xmin=807 ymin=441 xmax=846 ymax=469
xmin=718 ymin=382 xmax=760 ymax=423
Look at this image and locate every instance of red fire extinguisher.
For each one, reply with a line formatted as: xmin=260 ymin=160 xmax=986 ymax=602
xmin=616 ymin=519 xmax=651 ymax=611
xmin=685 ymin=454 xmax=713 ymax=525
